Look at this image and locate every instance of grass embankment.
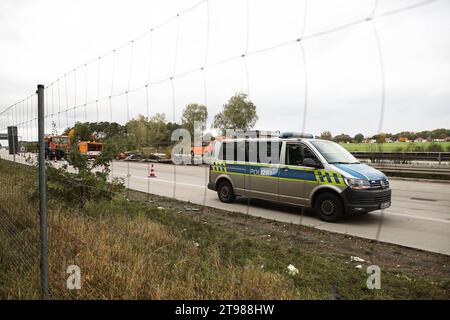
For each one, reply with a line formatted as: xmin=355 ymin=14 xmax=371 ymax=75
xmin=0 ymin=159 xmax=449 ymax=299
xmin=342 ymin=142 xmax=450 ymax=153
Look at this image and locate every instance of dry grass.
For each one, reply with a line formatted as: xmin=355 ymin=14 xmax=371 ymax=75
xmin=45 ymin=208 xmax=297 ymax=299
xmin=0 ymin=159 xmax=448 ymax=300
xmin=0 ymin=159 xmax=297 ymax=299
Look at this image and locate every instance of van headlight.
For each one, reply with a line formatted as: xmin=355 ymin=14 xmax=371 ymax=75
xmin=344 ymin=178 xmax=370 ymax=190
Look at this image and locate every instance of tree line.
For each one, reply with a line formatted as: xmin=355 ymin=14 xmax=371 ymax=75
xmin=52 ymin=90 xmax=448 ymax=155
xmin=319 ymin=129 xmax=450 ymax=143
xmin=60 ymin=92 xmax=257 ymax=153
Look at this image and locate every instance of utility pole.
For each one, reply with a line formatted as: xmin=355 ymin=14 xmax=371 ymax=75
xmin=37 ymin=84 xmax=49 ymax=299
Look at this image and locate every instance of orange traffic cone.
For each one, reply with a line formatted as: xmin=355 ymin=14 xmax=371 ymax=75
xmin=148 ymin=163 xmax=156 ymax=178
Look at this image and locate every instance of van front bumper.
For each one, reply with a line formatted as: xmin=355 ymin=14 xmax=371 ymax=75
xmin=341 ymin=188 xmax=392 ymax=213
xmin=207 ymin=182 xmax=216 ymax=191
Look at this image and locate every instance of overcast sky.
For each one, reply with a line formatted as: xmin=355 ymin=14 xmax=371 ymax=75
xmin=0 ymin=0 xmax=449 ymax=140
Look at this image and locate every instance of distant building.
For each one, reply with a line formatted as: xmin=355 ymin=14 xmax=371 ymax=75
xmin=369 ymin=139 xmax=377 ymax=144
xmin=398 ymin=137 xmax=409 ymax=142
xmin=385 ymin=138 xmax=393 ymax=143
xmin=432 ymin=139 xmax=445 ymax=142
xmin=414 ymin=137 xmax=427 ymax=143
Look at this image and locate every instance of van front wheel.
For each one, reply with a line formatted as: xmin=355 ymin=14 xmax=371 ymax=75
xmin=217 ymin=180 xmax=235 ymax=203
xmin=314 ymin=192 xmax=344 ymax=222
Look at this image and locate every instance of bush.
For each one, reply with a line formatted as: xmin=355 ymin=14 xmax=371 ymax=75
xmin=404 ymin=143 xmax=415 ymax=152
xmin=413 ymin=144 xmax=425 ymax=152
xmin=26 ymin=147 xmax=124 ymax=207
xmin=427 ymin=143 xmax=444 ymax=152
xmin=43 ymin=165 xmax=124 ymax=207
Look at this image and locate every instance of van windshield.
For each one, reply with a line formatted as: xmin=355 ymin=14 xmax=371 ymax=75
xmin=310 ymin=140 xmax=359 ymax=164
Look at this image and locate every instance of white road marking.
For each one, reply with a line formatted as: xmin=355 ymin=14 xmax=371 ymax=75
xmin=384 ymin=211 xmax=450 ymax=224
xmin=115 ymin=172 xmax=450 ymax=224
xmin=113 ymin=172 xmax=206 ymax=189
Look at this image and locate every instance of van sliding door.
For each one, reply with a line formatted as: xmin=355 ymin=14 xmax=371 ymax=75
xmin=244 ymin=141 xmax=281 ymax=201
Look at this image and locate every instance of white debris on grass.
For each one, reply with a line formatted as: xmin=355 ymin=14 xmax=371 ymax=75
xmin=355 ymin=265 xmax=363 ymax=269
xmin=287 ymin=264 xmax=299 ymax=275
xmin=185 ymin=207 xmax=200 ymax=212
xmin=157 ymin=206 xmax=164 ymax=210
xmin=350 ymin=256 xmax=365 ymax=262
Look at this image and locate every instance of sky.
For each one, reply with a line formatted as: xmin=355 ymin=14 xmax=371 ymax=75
xmin=0 ymin=0 xmax=449 ymax=141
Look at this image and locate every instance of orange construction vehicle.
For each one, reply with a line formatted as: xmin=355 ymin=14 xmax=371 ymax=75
xmin=77 ymin=141 xmax=103 ymax=159
xmin=44 ymin=135 xmax=71 ymax=160
xmin=191 ymin=136 xmax=225 ymax=162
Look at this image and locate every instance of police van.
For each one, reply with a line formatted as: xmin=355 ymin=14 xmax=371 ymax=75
xmin=207 ymin=132 xmax=391 ymax=222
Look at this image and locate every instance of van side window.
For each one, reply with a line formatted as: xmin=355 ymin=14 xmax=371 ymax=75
xmin=286 ymin=143 xmax=319 ymax=166
xmin=222 ymin=142 xmax=235 ymax=161
xmin=236 ymin=141 xmax=246 ymax=162
xmin=220 ymin=140 xmax=283 ymax=163
xmin=303 ymin=145 xmax=318 ymax=163
xmin=259 ymin=141 xmax=281 ymax=164
xmin=286 ymin=144 xmax=303 ymax=166
xmin=219 ymin=142 xmax=245 ymax=162
xmin=244 ymin=141 xmax=281 ymax=164
xmin=218 ymin=143 xmax=225 ymax=160
xmin=246 ymin=141 xmax=258 ymax=163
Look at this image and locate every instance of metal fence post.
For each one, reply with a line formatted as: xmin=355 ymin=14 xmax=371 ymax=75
xmin=37 ymin=84 xmax=49 ymax=299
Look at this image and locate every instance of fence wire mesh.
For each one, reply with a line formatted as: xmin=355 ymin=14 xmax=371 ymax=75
xmin=0 ymin=0 xmax=448 ymax=300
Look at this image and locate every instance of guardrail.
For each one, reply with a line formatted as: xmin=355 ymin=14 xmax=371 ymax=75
xmin=369 ymin=164 xmax=450 ymax=180
xmin=351 ymin=151 xmax=450 ymax=164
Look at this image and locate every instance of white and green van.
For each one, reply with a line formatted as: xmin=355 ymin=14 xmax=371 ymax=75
xmin=208 ymin=132 xmax=391 ymax=222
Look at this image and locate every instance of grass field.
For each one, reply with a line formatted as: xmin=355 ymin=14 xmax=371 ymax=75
xmin=0 ymin=159 xmax=449 ymax=299
xmin=342 ymin=142 xmax=450 ymax=152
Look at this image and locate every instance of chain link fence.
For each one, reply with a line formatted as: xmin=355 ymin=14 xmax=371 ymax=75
xmin=0 ymin=0 xmax=448 ymax=300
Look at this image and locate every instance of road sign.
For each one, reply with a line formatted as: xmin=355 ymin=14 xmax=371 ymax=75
xmin=7 ymin=126 xmax=18 ymax=155
xmin=0 ymin=133 xmax=8 ymax=140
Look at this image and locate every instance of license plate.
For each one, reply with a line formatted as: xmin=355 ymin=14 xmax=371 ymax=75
xmin=380 ymin=202 xmax=391 ymax=209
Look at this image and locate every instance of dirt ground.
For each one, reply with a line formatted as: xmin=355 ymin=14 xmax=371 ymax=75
xmin=129 ymin=190 xmax=450 ymax=281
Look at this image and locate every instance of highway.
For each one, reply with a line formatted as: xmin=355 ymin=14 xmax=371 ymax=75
xmin=3 ymin=151 xmax=450 ymax=255
xmin=108 ymin=161 xmax=450 ymax=255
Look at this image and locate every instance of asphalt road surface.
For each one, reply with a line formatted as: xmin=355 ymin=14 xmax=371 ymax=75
xmin=108 ymin=161 xmax=450 ymax=255
xmin=3 ymin=152 xmax=450 ymax=255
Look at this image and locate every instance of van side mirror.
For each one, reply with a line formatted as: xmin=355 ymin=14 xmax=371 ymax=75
xmin=303 ymin=158 xmax=320 ymax=168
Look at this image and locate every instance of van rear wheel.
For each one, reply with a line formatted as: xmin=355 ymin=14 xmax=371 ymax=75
xmin=314 ymin=192 xmax=344 ymax=222
xmin=217 ymin=180 xmax=235 ymax=203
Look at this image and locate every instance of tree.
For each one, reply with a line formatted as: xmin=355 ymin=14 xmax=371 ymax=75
xmin=333 ymin=134 xmax=352 ymax=143
xmin=68 ymin=128 xmax=76 ymax=143
xmin=181 ymin=103 xmax=208 ymax=138
xmin=376 ymin=133 xmax=387 ymax=144
xmin=354 ymin=133 xmax=364 ymax=143
xmin=126 ymin=115 xmax=149 ymax=148
xmin=320 ymin=131 xmax=332 ymax=141
xmin=213 ymin=93 xmax=258 ymax=135
xmin=147 ymin=113 xmax=171 ymax=148
xmin=66 ymin=122 xmax=125 ymax=144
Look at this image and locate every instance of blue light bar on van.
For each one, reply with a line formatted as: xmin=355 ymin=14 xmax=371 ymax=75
xmin=279 ymin=132 xmax=314 ymax=139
